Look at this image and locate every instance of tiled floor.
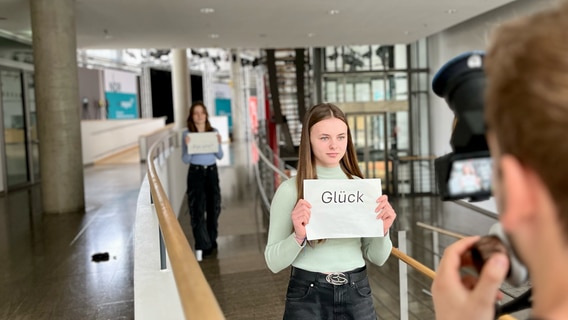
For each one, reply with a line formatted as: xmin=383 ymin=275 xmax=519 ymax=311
xmin=0 ymin=145 xmax=532 ymax=319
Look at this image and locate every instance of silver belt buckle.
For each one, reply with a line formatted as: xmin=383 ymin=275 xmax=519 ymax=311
xmin=325 ymin=272 xmax=348 ymax=285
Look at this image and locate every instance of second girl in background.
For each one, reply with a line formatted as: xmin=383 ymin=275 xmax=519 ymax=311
xmin=181 ymin=101 xmax=224 ymax=258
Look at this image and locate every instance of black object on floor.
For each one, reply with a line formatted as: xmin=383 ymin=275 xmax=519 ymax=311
xmin=92 ymin=252 xmax=110 ymax=262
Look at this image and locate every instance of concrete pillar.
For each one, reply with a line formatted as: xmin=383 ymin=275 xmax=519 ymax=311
xmin=30 ymin=0 xmax=85 ymax=214
xmin=171 ymin=49 xmax=191 ymax=130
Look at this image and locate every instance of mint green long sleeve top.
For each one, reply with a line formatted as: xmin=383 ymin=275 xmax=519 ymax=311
xmin=264 ymin=165 xmax=393 ymax=273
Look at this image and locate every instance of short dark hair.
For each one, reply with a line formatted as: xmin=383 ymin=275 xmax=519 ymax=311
xmin=485 ymin=1 xmax=568 ymax=236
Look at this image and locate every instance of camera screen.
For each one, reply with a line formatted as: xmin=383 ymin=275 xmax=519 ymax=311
xmin=448 ymin=157 xmax=492 ymax=197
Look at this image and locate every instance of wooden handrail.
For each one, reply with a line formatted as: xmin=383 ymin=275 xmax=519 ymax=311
xmin=139 ymin=121 xmax=174 ymax=138
xmin=397 ymin=155 xmax=437 ymax=161
xmin=147 ymin=138 xmax=225 ymax=320
xmin=391 ymin=247 xmax=437 ymax=279
xmin=416 ymin=222 xmax=466 ymax=239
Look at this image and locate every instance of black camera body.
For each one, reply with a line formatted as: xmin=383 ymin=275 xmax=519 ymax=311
xmin=433 ymin=53 xmax=532 ymax=316
xmin=432 ymin=51 xmax=492 ymax=202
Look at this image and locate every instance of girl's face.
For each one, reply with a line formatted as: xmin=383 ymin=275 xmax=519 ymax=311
xmin=309 ymin=117 xmax=348 ymax=168
xmin=192 ymin=105 xmax=207 ymax=126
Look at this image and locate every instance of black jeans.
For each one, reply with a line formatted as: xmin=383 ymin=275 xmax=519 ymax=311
xmin=186 ymin=164 xmax=221 ymax=251
xmin=283 ymin=266 xmax=377 ymax=320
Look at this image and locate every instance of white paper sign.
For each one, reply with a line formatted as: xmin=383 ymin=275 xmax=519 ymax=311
xmin=187 ymin=132 xmax=219 ymax=154
xmin=304 ymin=179 xmax=383 ymax=240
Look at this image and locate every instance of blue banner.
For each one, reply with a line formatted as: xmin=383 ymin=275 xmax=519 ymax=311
xmin=215 ymin=98 xmax=232 ymax=131
xmin=106 ymin=92 xmax=138 ymax=119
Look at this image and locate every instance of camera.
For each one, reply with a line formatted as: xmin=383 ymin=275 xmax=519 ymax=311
xmin=432 ymin=52 xmax=531 ymax=317
xmin=432 ymin=51 xmax=492 ymax=202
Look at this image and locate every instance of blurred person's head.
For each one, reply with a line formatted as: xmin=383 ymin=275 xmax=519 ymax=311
xmin=485 ymin=1 xmax=568 ymax=275
xmin=462 ymin=163 xmax=475 ymax=175
xmin=187 ymin=101 xmax=213 ymax=132
xmin=296 ymin=103 xmax=362 ymax=200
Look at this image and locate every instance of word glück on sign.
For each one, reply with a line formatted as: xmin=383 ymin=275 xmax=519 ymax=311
xmin=321 ymin=191 xmax=364 ymax=204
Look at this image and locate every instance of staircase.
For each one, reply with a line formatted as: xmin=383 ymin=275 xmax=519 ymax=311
xmin=264 ymin=48 xmax=311 ymax=160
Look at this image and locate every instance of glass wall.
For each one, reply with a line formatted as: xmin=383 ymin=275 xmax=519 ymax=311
xmin=322 ymin=44 xmax=412 ymax=160
xmin=324 ymin=45 xmax=404 ymax=73
xmin=1 ymin=69 xmax=28 ymax=187
xmin=0 ymin=68 xmax=39 ymax=190
xmin=320 ymin=41 xmax=432 ymax=194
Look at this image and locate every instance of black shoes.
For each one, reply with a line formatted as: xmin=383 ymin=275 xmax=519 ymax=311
xmin=202 ymin=248 xmax=214 ymax=257
xmin=202 ymin=242 xmax=218 ymax=257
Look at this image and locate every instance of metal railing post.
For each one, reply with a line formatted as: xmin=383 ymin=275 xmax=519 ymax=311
xmin=159 ymin=227 xmax=167 ymax=270
xmin=397 ymin=230 xmax=409 ymax=320
xmin=432 ymin=230 xmax=440 ymax=271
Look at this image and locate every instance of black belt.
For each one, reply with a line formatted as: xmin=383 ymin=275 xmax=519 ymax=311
xmin=290 ymin=266 xmax=367 ymax=286
xmin=190 ymin=164 xmax=216 ymax=170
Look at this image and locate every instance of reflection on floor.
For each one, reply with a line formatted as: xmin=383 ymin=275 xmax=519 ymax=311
xmin=0 ymin=154 xmax=531 ymax=319
xmin=95 ymin=146 xmax=140 ymax=165
xmin=179 ymin=164 xmax=288 ymax=320
xmin=0 ymin=163 xmax=144 ymax=319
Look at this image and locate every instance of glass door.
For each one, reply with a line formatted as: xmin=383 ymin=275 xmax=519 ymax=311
xmin=347 ymin=112 xmax=392 ymax=193
xmin=1 ymin=69 xmax=30 ymax=187
xmin=24 ymin=73 xmax=40 ymax=182
xmin=0 ymin=70 xmax=39 ymax=189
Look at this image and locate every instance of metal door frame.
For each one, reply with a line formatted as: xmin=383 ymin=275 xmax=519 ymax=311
xmin=22 ymin=71 xmax=38 ymax=184
xmin=0 ymin=68 xmax=6 ymax=194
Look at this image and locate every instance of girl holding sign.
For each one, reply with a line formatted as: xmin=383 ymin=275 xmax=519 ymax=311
xmin=265 ymin=103 xmax=397 ymax=319
xmin=182 ymin=101 xmax=223 ymax=259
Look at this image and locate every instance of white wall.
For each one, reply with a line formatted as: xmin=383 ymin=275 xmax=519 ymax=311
xmin=81 ymin=118 xmax=166 ymax=165
xmin=428 ymin=0 xmax=558 ymax=156
xmin=427 ymin=0 xmax=557 ymax=213
xmin=134 ymin=175 xmax=184 ymax=320
xmin=209 ymin=115 xmax=230 ymax=143
xmin=165 ymin=143 xmax=190 ymax=218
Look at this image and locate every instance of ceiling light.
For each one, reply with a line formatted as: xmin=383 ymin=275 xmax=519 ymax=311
xmin=446 ymin=9 xmax=457 ymax=14
xmin=200 ymin=8 xmax=214 ymax=14
xmin=209 ymin=34 xmax=219 ymax=39
xmin=308 ymin=33 xmax=315 ymax=37
xmin=404 ymin=31 xmax=410 ymax=35
xmin=329 ymin=9 xmax=340 ymax=15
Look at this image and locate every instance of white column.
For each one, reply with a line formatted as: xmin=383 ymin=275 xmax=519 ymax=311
xmin=140 ymin=66 xmax=153 ymax=119
xmin=202 ymin=60 xmax=215 ymax=115
xmin=394 ymin=44 xmax=407 ymax=69
xmin=171 ymin=49 xmax=191 ymax=130
xmin=230 ymin=49 xmax=246 ymax=142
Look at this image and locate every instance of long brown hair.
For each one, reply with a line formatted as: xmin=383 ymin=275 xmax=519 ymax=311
xmin=186 ymin=101 xmax=214 ymax=132
xmin=295 ymin=103 xmax=363 ymax=202
xmin=485 ymin=1 xmax=568 ymax=235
